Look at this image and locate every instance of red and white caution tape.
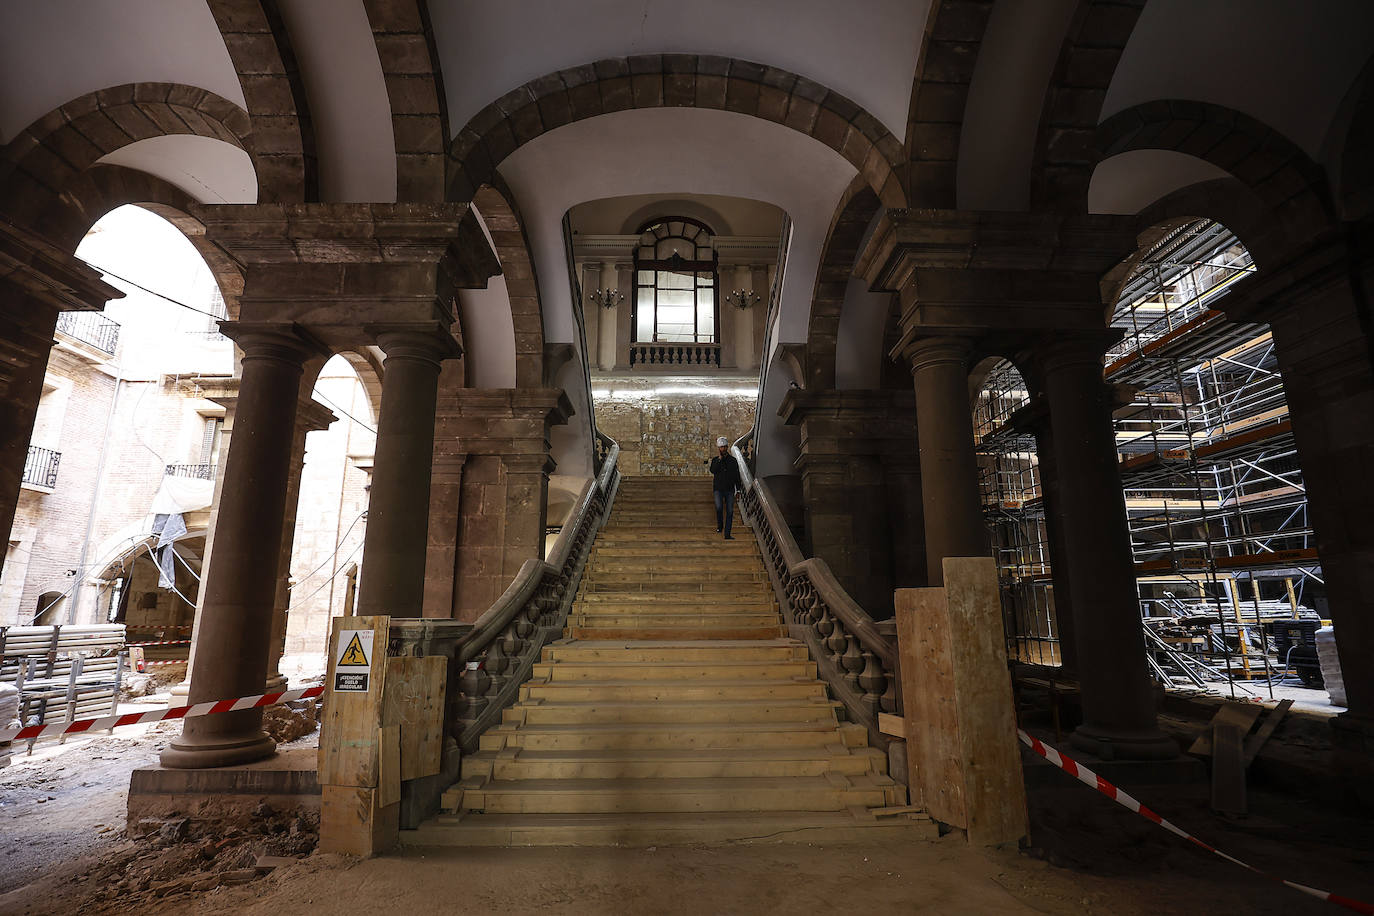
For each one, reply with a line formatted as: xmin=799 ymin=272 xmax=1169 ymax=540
xmin=127 ymin=639 xmax=192 ymax=647
xmin=135 ymin=659 xmax=189 ymax=668
xmin=1018 ymin=729 xmax=1374 ymax=914
xmin=1 ymin=685 xmax=324 ymax=743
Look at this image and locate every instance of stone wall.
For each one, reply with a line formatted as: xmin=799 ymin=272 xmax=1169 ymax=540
xmin=592 ymin=379 xmax=756 ymax=477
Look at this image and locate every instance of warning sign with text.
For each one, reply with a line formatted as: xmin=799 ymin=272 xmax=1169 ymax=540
xmin=334 ymin=629 xmax=374 ymax=692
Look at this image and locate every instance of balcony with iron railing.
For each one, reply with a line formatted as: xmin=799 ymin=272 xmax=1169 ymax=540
xmin=55 ymin=311 xmax=120 ymax=356
xmin=164 ymin=463 xmax=215 ymax=481
xmin=23 ymin=446 xmax=61 ymax=490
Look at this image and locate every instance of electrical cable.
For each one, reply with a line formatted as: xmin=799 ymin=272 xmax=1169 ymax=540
xmin=311 ymin=389 xmax=377 ymax=434
xmin=288 ymin=509 xmax=367 ymax=589
xmin=81 ymin=261 xmax=227 ymax=321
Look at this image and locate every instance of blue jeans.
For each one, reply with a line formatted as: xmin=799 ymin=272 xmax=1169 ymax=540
xmin=714 ymin=489 xmax=736 ymax=536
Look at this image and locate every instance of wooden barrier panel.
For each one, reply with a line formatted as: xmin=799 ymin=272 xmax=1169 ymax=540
xmin=895 ymin=557 xmax=1028 ymax=847
xmin=318 ymin=618 xmax=449 ymax=856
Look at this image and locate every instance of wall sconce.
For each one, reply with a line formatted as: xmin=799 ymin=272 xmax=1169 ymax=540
xmin=587 ymin=288 xmax=624 ymax=310
xmin=725 ymin=289 xmax=760 ymax=310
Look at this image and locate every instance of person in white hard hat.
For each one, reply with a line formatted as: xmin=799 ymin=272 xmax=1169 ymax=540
xmin=708 ymin=436 xmax=743 ymax=539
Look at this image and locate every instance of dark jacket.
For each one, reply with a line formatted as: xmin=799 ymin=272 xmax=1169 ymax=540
xmin=709 ymin=453 xmax=742 ymax=494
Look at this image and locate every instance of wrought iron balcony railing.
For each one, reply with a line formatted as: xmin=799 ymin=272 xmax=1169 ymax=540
xmin=55 ymin=311 xmax=120 ymax=356
xmin=23 ymin=446 xmax=60 ymax=489
xmin=164 ymin=463 xmax=215 ymax=480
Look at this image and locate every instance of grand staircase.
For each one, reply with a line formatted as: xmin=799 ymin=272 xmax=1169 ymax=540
xmin=411 ymin=476 xmax=933 ymax=846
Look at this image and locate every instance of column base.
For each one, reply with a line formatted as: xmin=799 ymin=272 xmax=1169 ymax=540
xmin=168 ymin=679 xmax=190 ymax=698
xmin=158 ymin=731 xmax=277 ymax=769
xmin=1331 ymin=712 xmax=1374 ymax=808
xmin=1070 ymin=723 xmax=1179 ymax=761
xmin=265 ymin=672 xmax=288 ymax=692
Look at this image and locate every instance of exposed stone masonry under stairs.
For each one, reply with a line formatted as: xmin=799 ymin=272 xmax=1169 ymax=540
xmin=412 ymin=477 xmax=933 ymax=846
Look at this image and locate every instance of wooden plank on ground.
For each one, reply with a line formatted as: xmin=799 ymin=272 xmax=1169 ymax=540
xmin=1211 ymin=722 xmax=1247 ymax=815
xmin=1243 ymin=699 xmax=1293 ymax=766
xmin=896 ymin=586 xmax=965 ymax=829
xmin=383 ymin=656 xmax=446 ymax=781
xmin=1188 ymin=701 xmax=1263 ymax=757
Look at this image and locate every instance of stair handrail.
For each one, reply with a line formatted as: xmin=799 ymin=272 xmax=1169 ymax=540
xmin=730 ymin=439 xmax=901 ymax=751
xmin=449 ymin=439 xmax=621 ymax=752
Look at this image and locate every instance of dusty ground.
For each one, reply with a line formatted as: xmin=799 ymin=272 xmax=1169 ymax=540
xmin=2 ymin=702 xmax=1372 ymax=915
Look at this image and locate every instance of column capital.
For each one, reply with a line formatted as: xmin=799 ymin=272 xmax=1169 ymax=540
xmin=891 ymin=330 xmax=977 ymax=374
xmin=220 ymin=321 xmax=328 ymax=365
xmin=366 ymin=321 xmax=463 ymax=364
xmin=1027 ymin=329 xmax=1124 ymax=376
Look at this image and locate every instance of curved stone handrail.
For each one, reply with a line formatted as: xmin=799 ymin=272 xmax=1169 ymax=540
xmin=730 ymin=440 xmax=900 ymax=751
xmin=446 ymin=439 xmax=621 ymax=753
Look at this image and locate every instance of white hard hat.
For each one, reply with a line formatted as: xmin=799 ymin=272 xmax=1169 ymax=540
xmin=716 ymin=436 xmax=728 ymax=447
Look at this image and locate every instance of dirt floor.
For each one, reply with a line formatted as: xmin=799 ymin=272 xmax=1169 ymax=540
xmin=2 ymin=697 xmax=1373 ymax=915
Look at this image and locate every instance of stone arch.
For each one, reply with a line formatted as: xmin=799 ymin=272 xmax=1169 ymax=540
xmin=1030 ymin=0 xmax=1148 ymax=209
xmin=17 ymin=164 xmax=245 ymax=316
xmin=804 ymin=176 xmax=883 ymax=389
xmin=902 ymin=0 xmax=997 ymax=208
xmin=362 ymin=0 xmax=449 ymax=202
xmin=206 ymin=0 xmax=317 ymax=202
xmin=0 ymin=84 xmax=252 ymax=224
xmin=1093 ymin=101 xmax=1334 ymax=243
xmin=472 ymin=181 xmax=545 ymax=388
xmin=337 ymin=349 xmax=385 ymax=423
xmin=1333 ymin=54 xmax=1374 ymax=221
xmin=446 ymin=56 xmax=908 ymax=209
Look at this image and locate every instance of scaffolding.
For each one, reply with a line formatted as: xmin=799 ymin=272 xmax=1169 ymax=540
xmin=977 ymin=219 xmax=1327 ymax=695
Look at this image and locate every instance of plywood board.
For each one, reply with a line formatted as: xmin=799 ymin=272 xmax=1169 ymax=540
xmin=1188 ymin=701 xmax=1262 ymax=757
xmin=942 ymin=557 xmax=1029 ymax=847
xmin=895 ymin=586 xmax=966 ymax=830
xmin=318 ymin=616 xmax=389 ymax=788
xmin=319 ymin=785 xmax=399 ymax=857
xmin=1211 ymin=722 xmax=1247 ymax=815
xmin=377 ymin=725 xmax=401 ymax=808
xmin=383 ymin=656 xmax=446 ymax=781
xmin=1243 ymin=699 xmax=1293 ymax=766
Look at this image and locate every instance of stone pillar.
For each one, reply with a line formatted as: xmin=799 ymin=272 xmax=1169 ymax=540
xmin=580 ymin=262 xmax=602 ymax=372
xmin=432 ymin=389 xmax=572 ymax=620
xmin=614 ymin=263 xmax=633 ymax=368
xmin=597 ymin=263 xmax=618 ymax=371
xmin=161 ymin=324 xmax=323 ymax=768
xmin=0 ymin=302 xmax=58 ymax=575
xmin=901 ymin=336 xmax=988 ymax=586
xmin=750 ymin=265 xmax=769 ymax=367
xmin=781 ymin=389 xmax=924 ymax=617
xmin=355 ymin=327 xmax=459 ymax=618
xmin=1029 ymin=418 xmax=1078 ymax=672
xmin=266 ymin=397 xmax=336 ymax=689
xmin=1035 ymin=335 xmax=1174 ymax=760
xmin=1222 ymin=244 xmax=1374 ymax=797
xmin=422 ymin=448 xmax=466 ymax=620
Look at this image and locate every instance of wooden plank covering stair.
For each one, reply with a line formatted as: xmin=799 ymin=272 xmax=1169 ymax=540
xmin=406 ymin=476 xmax=933 ymax=847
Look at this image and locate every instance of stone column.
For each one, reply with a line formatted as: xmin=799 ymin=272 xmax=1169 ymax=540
xmin=750 ymin=265 xmax=769 ymax=367
xmin=0 ymin=302 xmax=58 ymax=575
xmin=265 ymin=397 xmax=336 ymax=689
xmin=614 ymin=263 xmax=633 ymax=368
xmin=1225 ymin=247 xmax=1374 ymax=798
xmin=161 ymin=324 xmax=323 ymax=768
xmin=901 ymin=336 xmax=988 ymax=585
xmin=1029 ymin=418 xmax=1078 ymax=672
xmin=596 ymin=263 xmax=618 ymax=371
xmin=580 ymin=262 xmax=602 ymax=371
xmin=355 ymin=327 xmax=459 ymax=618
xmin=1035 ymin=336 xmax=1174 ymax=760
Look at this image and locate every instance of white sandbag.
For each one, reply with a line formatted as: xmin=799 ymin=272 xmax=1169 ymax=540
xmin=1315 ymin=626 xmax=1346 ymax=708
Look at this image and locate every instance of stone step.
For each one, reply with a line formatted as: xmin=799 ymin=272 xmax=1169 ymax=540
xmin=504 ymin=698 xmax=841 ymax=726
xmin=455 ymin=775 xmax=901 ymax=815
xmin=520 ymin=679 xmax=826 ymax=703
xmin=585 ymin=558 xmax=764 ymax=573
xmin=528 ymin=659 xmax=817 ymax=682
xmin=568 ymin=625 xmax=788 ymax=640
xmin=569 ymin=614 xmax=782 ymax=630
xmin=541 ymin=639 xmax=805 ymax=663
xmin=480 ymin=720 xmax=871 ymax=752
xmin=405 ymin=809 xmax=937 ymax=848
xmin=582 ymin=569 xmax=768 ymax=584
xmin=575 ymin=593 xmax=775 ymax=607
xmin=462 ymin=746 xmax=886 ymax=781
xmin=592 ymin=540 xmax=758 ymax=553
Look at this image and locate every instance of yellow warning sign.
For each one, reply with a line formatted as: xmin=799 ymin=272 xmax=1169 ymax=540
xmin=339 ymin=633 xmax=369 ymax=667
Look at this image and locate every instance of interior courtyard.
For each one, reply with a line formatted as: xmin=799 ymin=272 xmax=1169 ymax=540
xmin=1 ymin=1 xmax=1373 ymax=913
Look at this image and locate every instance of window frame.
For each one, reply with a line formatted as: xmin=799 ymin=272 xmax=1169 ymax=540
xmin=630 ymin=217 xmax=720 ymax=344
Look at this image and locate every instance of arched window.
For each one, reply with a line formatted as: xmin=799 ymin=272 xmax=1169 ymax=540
xmin=632 ymin=218 xmax=719 ymax=343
